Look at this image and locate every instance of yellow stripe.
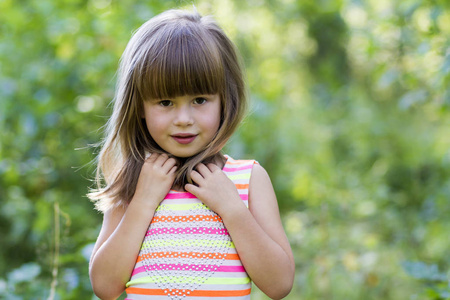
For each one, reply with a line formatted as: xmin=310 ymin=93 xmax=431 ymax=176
xmin=127 ymin=276 xmax=250 ymax=287
xmin=228 ymin=173 xmax=251 ymax=180
xmin=156 ymin=203 xmax=210 ymax=211
xmin=141 ymin=239 xmax=235 ymax=250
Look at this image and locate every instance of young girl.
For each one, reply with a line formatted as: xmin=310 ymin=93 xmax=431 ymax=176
xmin=88 ymin=9 xmax=294 ymax=300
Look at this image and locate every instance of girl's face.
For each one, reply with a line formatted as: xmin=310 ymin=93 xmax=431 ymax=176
xmin=143 ymin=94 xmax=221 ymax=158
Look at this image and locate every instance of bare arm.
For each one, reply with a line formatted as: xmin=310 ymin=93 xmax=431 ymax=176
xmin=89 ymin=154 xmax=177 ymax=300
xmin=185 ymin=163 xmax=295 ymax=299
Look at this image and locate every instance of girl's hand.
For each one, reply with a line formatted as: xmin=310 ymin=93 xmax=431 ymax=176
xmin=185 ymin=163 xmax=242 ymax=215
xmin=132 ymin=153 xmax=177 ymax=208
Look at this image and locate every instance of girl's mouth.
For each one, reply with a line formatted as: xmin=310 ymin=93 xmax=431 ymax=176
xmin=171 ymin=134 xmax=197 ymax=144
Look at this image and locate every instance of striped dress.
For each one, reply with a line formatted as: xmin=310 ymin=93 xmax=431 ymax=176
xmin=126 ymin=156 xmax=257 ymax=299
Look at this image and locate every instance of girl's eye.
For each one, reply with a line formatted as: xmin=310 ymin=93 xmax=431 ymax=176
xmin=159 ymin=100 xmax=172 ymax=107
xmin=193 ymin=97 xmax=207 ymax=105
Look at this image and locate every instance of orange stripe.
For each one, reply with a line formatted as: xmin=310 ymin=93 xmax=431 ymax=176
xmin=152 ymin=214 xmax=222 ymax=223
xmin=126 ymin=287 xmax=251 ymax=296
xmin=226 ymin=159 xmax=257 ymax=165
xmin=195 ymin=289 xmax=251 ymax=296
xmin=235 ymin=184 xmax=249 ymax=189
xmin=126 ymin=287 xmax=166 ymax=295
xmin=136 ymin=252 xmax=240 ymax=263
xmin=226 ymin=160 xmax=247 ymax=164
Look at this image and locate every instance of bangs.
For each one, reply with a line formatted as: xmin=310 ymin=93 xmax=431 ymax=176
xmin=136 ymin=25 xmax=225 ymax=101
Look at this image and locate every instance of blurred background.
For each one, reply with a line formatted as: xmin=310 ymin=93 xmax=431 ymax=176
xmin=1 ymin=0 xmax=449 ymax=299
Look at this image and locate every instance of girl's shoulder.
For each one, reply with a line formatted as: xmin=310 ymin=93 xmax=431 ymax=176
xmin=223 ymin=155 xmax=270 ymax=193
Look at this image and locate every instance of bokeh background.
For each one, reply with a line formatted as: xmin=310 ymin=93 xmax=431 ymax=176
xmin=1 ymin=0 xmax=449 ymax=299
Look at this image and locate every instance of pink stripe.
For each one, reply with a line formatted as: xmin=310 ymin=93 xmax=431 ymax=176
xmin=165 ymin=192 xmax=196 ymax=199
xmin=222 ymin=165 xmax=253 ymax=172
xmin=166 ymin=192 xmax=247 ymax=200
xmin=132 ymin=264 xmax=245 ymax=276
xmin=146 ymin=227 xmax=228 ymax=236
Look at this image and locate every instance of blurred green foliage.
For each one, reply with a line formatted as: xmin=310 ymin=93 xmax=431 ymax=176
xmin=1 ymin=0 xmax=449 ymax=299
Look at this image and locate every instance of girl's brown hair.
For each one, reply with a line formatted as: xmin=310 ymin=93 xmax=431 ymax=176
xmin=88 ymin=9 xmax=246 ymax=212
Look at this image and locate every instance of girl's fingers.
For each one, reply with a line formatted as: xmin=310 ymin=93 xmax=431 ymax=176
xmin=162 ymin=157 xmax=177 ymax=169
xmin=195 ymin=163 xmax=211 ymax=176
xmin=146 ymin=153 xmax=171 ymax=167
xmin=206 ymin=163 xmax=220 ymax=172
xmin=145 ymin=152 xmax=165 ymax=164
xmin=145 ymin=152 xmax=157 ymax=163
xmin=184 ymin=183 xmax=199 ymax=195
xmin=190 ymin=170 xmax=204 ymax=183
xmin=168 ymin=165 xmax=178 ymax=174
xmin=154 ymin=153 xmax=169 ymax=165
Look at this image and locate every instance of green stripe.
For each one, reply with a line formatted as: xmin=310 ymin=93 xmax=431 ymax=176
xmin=127 ymin=275 xmax=250 ymax=287
xmin=141 ymin=239 xmax=235 ymax=250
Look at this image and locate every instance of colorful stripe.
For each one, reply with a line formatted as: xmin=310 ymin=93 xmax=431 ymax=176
xmin=132 ymin=264 xmax=246 ymax=276
xmin=235 ymin=184 xmax=249 ymax=190
xmin=141 ymin=239 xmax=235 ymax=250
xmin=136 ymin=252 xmax=240 ymax=263
xmin=165 ymin=192 xmax=197 ymax=199
xmin=227 ymin=173 xmax=251 ymax=180
xmin=155 ymin=203 xmax=208 ymax=211
xmin=146 ymin=227 xmax=228 ymax=236
xmin=151 ymin=215 xmax=223 ymax=223
xmin=222 ymin=164 xmax=254 ymax=172
xmin=127 ymin=276 xmax=251 ymax=286
xmin=126 ymin=287 xmax=251 ymax=297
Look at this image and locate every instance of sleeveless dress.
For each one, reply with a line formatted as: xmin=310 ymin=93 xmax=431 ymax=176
xmin=125 ymin=156 xmax=257 ymax=299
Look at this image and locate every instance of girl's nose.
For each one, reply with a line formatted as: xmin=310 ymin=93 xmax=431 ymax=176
xmin=173 ymin=105 xmax=194 ymax=126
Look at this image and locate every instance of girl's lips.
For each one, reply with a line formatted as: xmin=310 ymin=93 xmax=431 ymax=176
xmin=171 ymin=134 xmax=197 ymax=144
